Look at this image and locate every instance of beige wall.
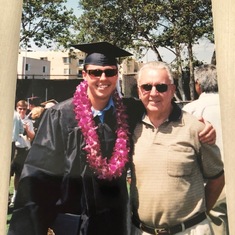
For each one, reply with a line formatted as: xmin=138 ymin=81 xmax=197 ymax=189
xmin=18 ymin=56 xmax=51 ymax=79
xmin=0 ymin=0 xmax=23 ymax=233
xmin=212 ymin=0 xmax=235 ymax=233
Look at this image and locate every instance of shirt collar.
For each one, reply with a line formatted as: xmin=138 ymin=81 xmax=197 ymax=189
xmin=92 ymin=98 xmax=115 ymax=122
xmin=142 ymin=101 xmax=182 ymax=126
xmin=168 ymin=101 xmax=182 ymax=121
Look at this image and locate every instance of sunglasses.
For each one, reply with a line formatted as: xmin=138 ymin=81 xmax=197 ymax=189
xmin=86 ymin=69 xmax=118 ymax=77
xmin=17 ymin=107 xmax=27 ymax=111
xmin=140 ymin=83 xmax=171 ymax=93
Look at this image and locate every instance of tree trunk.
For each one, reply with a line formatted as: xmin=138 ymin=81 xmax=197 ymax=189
xmin=175 ymin=45 xmax=185 ymax=101
xmin=211 ymin=50 xmax=216 ymax=65
xmin=151 ymin=45 xmax=163 ymax=61
xmin=187 ymin=41 xmax=195 ymax=100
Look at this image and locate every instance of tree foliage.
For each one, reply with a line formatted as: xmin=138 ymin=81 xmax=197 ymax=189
xmin=20 ymin=0 xmax=213 ymax=100
xmin=75 ymin=0 xmax=163 ymax=59
xmin=20 ymin=0 xmax=78 ymax=49
xmin=75 ymin=0 xmax=213 ymax=100
xmin=156 ymin=0 xmax=213 ymax=100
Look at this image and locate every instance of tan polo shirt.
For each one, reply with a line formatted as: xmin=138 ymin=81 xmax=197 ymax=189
xmin=131 ymin=104 xmax=224 ymax=228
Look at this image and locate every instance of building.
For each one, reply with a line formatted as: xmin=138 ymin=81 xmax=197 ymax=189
xmin=17 ymin=49 xmax=140 ymax=100
xmin=121 ymin=58 xmax=140 ymax=97
xmin=18 ymin=49 xmax=86 ymax=80
xmin=17 ymin=54 xmax=51 ymax=80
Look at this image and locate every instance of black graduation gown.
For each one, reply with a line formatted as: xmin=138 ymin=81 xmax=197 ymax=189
xmin=8 ymin=97 xmax=144 ymax=235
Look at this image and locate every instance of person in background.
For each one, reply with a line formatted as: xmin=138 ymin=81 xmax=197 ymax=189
xmin=131 ymin=61 xmax=225 ymax=235
xmin=30 ymin=106 xmax=45 ymax=136
xmin=8 ymin=43 xmax=217 ymax=235
xmin=11 ymin=111 xmax=24 ymax=163
xmin=9 ymin=111 xmax=24 ymax=204
xmin=30 ymin=100 xmax=58 ymax=138
xmin=41 ymin=99 xmax=58 ymax=109
xmin=10 ymin=100 xmax=35 ymax=208
xmin=27 ymin=96 xmax=41 ymax=111
xmin=183 ymin=64 xmax=229 ymax=235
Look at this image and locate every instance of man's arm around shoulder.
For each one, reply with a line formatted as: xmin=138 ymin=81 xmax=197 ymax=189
xmin=205 ymin=172 xmax=225 ymax=213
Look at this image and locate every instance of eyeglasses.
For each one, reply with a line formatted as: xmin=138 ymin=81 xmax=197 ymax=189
xmin=17 ymin=107 xmax=27 ymax=111
xmin=140 ymin=83 xmax=172 ymax=93
xmin=86 ymin=69 xmax=118 ymax=77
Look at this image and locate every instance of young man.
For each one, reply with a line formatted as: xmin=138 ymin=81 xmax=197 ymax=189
xmin=8 ymin=42 xmax=144 ymax=235
xmin=131 ymin=61 xmax=224 ymax=235
xmin=8 ymin=43 xmax=216 ymax=235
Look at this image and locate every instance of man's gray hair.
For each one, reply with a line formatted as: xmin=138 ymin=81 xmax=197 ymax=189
xmin=137 ymin=61 xmax=174 ymax=85
xmin=194 ymin=64 xmax=218 ymax=93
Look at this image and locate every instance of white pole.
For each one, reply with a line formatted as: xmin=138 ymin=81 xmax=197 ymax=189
xmin=0 ymin=0 xmax=23 ymax=233
xmin=211 ymin=0 xmax=235 ymax=233
xmin=46 ymin=87 xmax=48 ymax=101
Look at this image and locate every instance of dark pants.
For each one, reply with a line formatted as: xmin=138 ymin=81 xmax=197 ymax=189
xmin=11 ymin=147 xmax=29 ymax=177
xmin=11 ymin=142 xmax=16 ymax=161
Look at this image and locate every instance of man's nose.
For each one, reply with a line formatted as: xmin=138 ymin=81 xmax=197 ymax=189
xmin=99 ymin=72 xmax=108 ymax=80
xmin=150 ymin=86 xmax=159 ymax=95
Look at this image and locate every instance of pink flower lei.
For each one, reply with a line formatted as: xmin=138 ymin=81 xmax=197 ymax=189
xmin=73 ymin=80 xmax=130 ymax=180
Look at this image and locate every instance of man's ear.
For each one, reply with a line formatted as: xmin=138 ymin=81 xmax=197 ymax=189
xmin=137 ymin=85 xmax=141 ymax=99
xmin=171 ymin=84 xmax=176 ymax=97
xmin=82 ymin=70 xmax=87 ymax=80
xmin=195 ymin=80 xmax=202 ymax=95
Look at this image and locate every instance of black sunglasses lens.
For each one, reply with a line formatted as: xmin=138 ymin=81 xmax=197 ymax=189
xmin=104 ymin=69 xmax=117 ymax=77
xmin=156 ymin=84 xmax=168 ymax=92
xmin=88 ymin=70 xmax=102 ymax=77
xmin=141 ymin=84 xmax=169 ymax=92
xmin=87 ymin=69 xmax=117 ymax=77
xmin=141 ymin=84 xmax=153 ymax=91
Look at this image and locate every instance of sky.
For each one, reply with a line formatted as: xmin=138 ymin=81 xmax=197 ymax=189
xmin=66 ymin=0 xmax=82 ymax=16
xmin=141 ymin=38 xmax=214 ymax=64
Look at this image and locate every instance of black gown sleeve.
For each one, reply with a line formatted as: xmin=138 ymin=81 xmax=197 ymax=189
xmin=122 ymin=97 xmax=145 ymax=134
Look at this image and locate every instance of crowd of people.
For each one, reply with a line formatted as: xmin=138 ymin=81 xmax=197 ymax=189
xmin=8 ymin=42 xmax=227 ymax=235
xmin=9 ymin=97 xmax=58 ymax=208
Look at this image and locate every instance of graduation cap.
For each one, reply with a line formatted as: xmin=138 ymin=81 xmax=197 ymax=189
xmin=71 ymin=42 xmax=132 ymax=66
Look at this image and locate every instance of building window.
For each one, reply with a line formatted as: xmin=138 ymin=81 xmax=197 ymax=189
xmin=25 ymin=63 xmax=30 ymax=71
xmin=78 ymin=59 xmax=84 ymax=65
xmin=40 ymin=57 xmax=48 ymax=60
xmin=43 ymin=66 xmax=47 ymax=73
xmin=78 ymin=70 xmax=82 ymax=77
xmin=64 ymin=68 xmax=71 ymax=75
xmin=63 ymin=57 xmax=71 ymax=64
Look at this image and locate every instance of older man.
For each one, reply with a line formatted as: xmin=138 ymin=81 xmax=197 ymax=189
xmin=131 ymin=61 xmax=224 ymax=235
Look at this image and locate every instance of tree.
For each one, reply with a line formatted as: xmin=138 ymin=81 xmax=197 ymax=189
xmin=20 ymin=0 xmax=78 ymax=49
xmin=75 ymin=0 xmax=214 ymax=100
xmin=156 ymin=0 xmax=213 ymax=100
xmin=75 ymin=0 xmax=163 ymax=59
